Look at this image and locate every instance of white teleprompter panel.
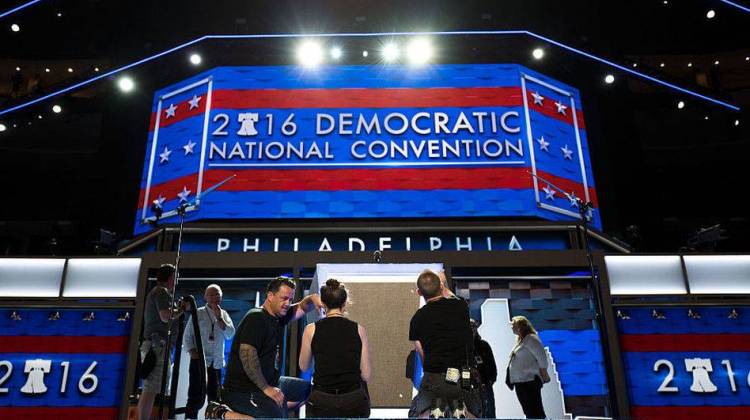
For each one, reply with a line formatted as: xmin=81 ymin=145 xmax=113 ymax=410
xmin=62 ymin=258 xmax=142 ymax=298
xmin=684 ymin=255 xmax=750 ymax=294
xmin=605 ymin=255 xmax=687 ymax=295
xmin=0 ymin=258 xmax=65 ymax=297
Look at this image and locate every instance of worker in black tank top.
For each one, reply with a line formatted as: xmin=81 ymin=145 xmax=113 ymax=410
xmin=299 ymin=279 xmax=372 ymax=418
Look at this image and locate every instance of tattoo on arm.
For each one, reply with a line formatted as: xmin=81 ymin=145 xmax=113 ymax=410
xmin=240 ymin=343 xmax=269 ymax=390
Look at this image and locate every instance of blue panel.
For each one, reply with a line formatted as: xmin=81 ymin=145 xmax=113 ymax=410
xmin=539 ymin=330 xmax=608 ymax=396
xmin=623 ymin=351 xmax=750 ymax=406
xmin=617 ymin=307 xmax=750 ymax=335
xmin=0 ymin=310 xmax=131 ymax=337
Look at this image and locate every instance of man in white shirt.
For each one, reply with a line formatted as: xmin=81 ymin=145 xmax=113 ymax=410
xmin=183 ymin=284 xmax=236 ymax=418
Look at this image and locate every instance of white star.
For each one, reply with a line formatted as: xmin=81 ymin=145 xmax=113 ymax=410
xmin=188 ymin=95 xmax=202 ymax=110
xmin=165 ymin=103 xmax=177 ymax=118
xmin=159 ymin=146 xmax=172 ymax=163
xmin=543 ymin=185 xmax=556 ymax=201
xmin=555 ymin=101 xmax=567 ymax=115
xmin=537 ymin=136 xmax=550 ymax=152
xmin=531 ymin=91 xmax=544 ymax=106
xmin=183 ymin=139 xmax=197 ymax=155
xmin=152 ymin=194 xmax=166 ymax=209
xmin=568 ymin=192 xmax=579 ymax=208
xmin=177 ymin=186 xmax=191 ymax=203
xmin=561 ymin=144 xmax=574 ymax=160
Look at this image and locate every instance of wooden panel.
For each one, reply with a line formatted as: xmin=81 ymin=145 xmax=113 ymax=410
xmin=344 ymin=282 xmax=419 ymax=408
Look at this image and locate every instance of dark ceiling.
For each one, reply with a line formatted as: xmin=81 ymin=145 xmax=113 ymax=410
xmin=1 ymin=0 xmax=749 ymax=254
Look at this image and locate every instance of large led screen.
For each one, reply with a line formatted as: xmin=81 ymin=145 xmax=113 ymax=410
xmin=135 ymin=64 xmax=599 ymax=234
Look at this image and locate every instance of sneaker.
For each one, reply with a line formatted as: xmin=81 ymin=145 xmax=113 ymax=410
xmin=429 ymin=398 xmax=447 ymax=418
xmin=450 ymin=400 xmax=468 ymax=418
xmin=205 ymin=400 xmax=230 ymax=419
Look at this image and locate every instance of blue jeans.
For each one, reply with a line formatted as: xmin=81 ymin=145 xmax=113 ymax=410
xmin=224 ymin=376 xmax=311 ymax=418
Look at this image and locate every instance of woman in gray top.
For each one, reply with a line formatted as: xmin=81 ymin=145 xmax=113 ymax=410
xmin=507 ymin=316 xmax=550 ymax=419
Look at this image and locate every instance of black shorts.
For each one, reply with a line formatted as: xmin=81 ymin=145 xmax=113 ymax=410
xmin=409 ymin=372 xmax=482 ymax=417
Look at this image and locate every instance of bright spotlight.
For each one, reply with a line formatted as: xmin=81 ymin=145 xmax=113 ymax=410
xmin=713 ymin=60 xmax=720 ymax=66
xmin=45 ymin=68 xmax=50 ymax=73
xmin=11 ymin=24 xmax=20 ymax=32
xmin=382 ymin=43 xmax=399 ymax=62
xmin=706 ymin=10 xmax=716 ymax=19
xmin=15 ymin=66 xmax=21 ymax=72
xmin=52 ymin=105 xmax=62 ymax=114
xmin=687 ymin=62 xmax=693 ymax=67
xmin=0 ymin=124 xmax=6 ymax=132
xmin=659 ymin=62 xmax=665 ymax=68
xmin=67 ymin=67 xmax=73 ymax=73
xmin=118 ymin=76 xmax=135 ymax=93
xmin=37 ymin=115 xmax=43 ymax=120
xmin=407 ymin=38 xmax=433 ymax=65
xmin=677 ymin=101 xmax=685 ymax=109
xmin=735 ymin=119 xmax=741 ymax=126
xmin=296 ymin=41 xmax=324 ymax=67
xmin=94 ymin=67 xmax=100 ymax=72
xmin=632 ymin=63 xmax=638 ymax=68
xmin=604 ymin=74 xmax=615 ymax=84
xmin=362 ymin=50 xmax=369 ymax=57
xmin=189 ymin=53 xmax=202 ymax=65
xmin=330 ymin=47 xmax=343 ymax=60
xmin=532 ymin=48 xmax=544 ymax=60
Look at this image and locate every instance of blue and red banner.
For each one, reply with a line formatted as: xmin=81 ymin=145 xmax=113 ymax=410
xmin=0 ymin=309 xmax=132 ymax=419
xmin=618 ymin=307 xmax=750 ymax=420
xmin=135 ymin=64 xmax=600 ymax=234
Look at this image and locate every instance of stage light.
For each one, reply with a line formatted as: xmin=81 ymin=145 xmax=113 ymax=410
xmin=662 ymin=0 xmax=668 ymax=4
xmin=677 ymin=100 xmax=685 ymax=109
xmin=407 ymin=38 xmax=433 ymax=65
xmin=362 ymin=50 xmax=369 ymax=57
xmin=0 ymin=123 xmax=6 ymax=132
xmin=735 ymin=119 xmax=740 ymax=126
xmin=44 ymin=68 xmax=50 ymax=73
xmin=94 ymin=67 xmax=100 ymax=72
xmin=382 ymin=42 xmax=399 ymax=62
xmin=10 ymin=24 xmax=20 ymax=32
xmin=189 ymin=53 xmax=202 ymax=65
xmin=713 ymin=60 xmax=720 ymax=66
xmin=52 ymin=105 xmax=62 ymax=113
xmin=746 ymin=57 xmax=749 ymax=61
xmin=118 ymin=76 xmax=135 ymax=93
xmin=532 ymin=48 xmax=544 ymax=60
xmin=296 ymin=40 xmax=324 ymax=67
xmin=604 ymin=74 xmax=615 ymax=84
xmin=706 ymin=9 xmax=716 ymax=19
xmin=330 ymin=46 xmax=342 ymax=60
xmin=704 ymin=115 xmax=709 ymax=120
xmin=37 ymin=114 xmax=42 ymax=119
xmin=15 ymin=66 xmax=20 ymax=71
xmin=632 ymin=63 xmax=638 ymax=68
xmin=67 ymin=67 xmax=73 ymax=73
xmin=57 ymin=12 xmax=62 ymax=17
xmin=659 ymin=62 xmax=665 ymax=68
xmin=687 ymin=62 xmax=693 ymax=67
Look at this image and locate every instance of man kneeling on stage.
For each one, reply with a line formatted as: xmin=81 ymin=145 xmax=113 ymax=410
xmin=222 ymin=277 xmax=322 ymax=418
xmin=409 ymin=270 xmax=482 ymax=418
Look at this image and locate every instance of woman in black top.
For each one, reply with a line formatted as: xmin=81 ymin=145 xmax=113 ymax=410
xmin=299 ymin=279 xmax=372 ymax=417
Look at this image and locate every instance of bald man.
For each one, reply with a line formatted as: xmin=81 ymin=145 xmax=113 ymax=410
xmin=183 ymin=284 xmax=235 ymax=417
